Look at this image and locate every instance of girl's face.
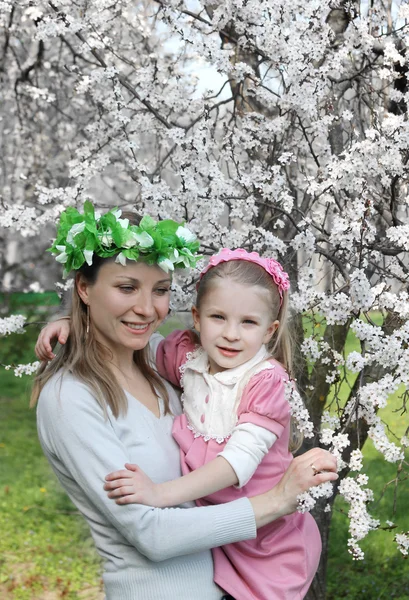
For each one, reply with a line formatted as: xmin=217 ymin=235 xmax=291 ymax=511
xmin=77 ymin=260 xmax=171 ymax=359
xmin=192 ymin=279 xmax=279 ymax=374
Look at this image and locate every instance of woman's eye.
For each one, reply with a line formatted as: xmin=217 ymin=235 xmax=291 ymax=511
xmin=155 ymin=288 xmax=170 ymax=296
xmin=119 ymin=286 xmax=134 ymax=293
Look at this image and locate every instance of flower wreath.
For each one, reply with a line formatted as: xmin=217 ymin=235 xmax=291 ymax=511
xmin=49 ymin=201 xmax=201 ymax=277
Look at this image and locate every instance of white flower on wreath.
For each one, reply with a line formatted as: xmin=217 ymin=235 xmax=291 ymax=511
xmin=115 ymin=252 xmax=127 ymax=266
xmin=83 ymin=249 xmax=93 ymax=266
xmin=55 ymin=245 xmax=68 ymax=263
xmin=132 ymin=231 xmax=154 ymax=248
xmin=112 ymin=208 xmax=129 ymax=229
xmin=66 ymin=221 xmax=86 ymax=246
xmin=99 ymin=230 xmax=113 ymax=246
xmin=176 ymin=225 xmax=196 ymax=244
xmin=158 ymin=257 xmax=175 ymax=273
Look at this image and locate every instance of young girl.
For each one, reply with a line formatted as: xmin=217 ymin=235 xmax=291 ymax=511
xmin=104 ymin=248 xmax=322 ymax=600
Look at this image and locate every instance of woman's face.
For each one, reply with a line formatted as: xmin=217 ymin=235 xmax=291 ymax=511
xmin=77 ymin=260 xmax=171 ymax=357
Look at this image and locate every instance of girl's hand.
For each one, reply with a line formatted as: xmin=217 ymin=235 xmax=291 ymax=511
xmin=104 ymin=463 xmax=165 ymax=507
xmin=35 ymin=319 xmax=71 ymax=361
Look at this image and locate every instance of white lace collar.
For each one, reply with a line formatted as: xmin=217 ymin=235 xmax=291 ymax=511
xmin=184 ymin=345 xmax=270 ymax=385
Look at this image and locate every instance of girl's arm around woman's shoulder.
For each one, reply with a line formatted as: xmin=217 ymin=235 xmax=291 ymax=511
xmin=154 ymin=329 xmax=199 ymax=387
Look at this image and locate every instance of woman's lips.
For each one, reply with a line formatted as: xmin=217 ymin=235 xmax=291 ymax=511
xmin=122 ymin=321 xmax=152 ymax=334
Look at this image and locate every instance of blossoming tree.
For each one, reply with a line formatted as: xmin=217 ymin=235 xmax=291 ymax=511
xmin=1 ymin=0 xmax=409 ymax=597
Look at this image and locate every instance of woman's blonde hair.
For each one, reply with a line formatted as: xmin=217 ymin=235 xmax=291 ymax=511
xmin=31 ymin=216 xmax=170 ymax=417
xmin=196 ymin=259 xmax=303 ymax=452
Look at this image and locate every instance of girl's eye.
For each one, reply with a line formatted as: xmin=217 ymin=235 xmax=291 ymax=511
xmin=243 ymin=319 xmax=257 ymax=325
xmin=210 ymin=314 xmax=224 ymax=320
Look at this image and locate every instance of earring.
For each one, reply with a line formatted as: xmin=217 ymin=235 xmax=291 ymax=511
xmin=86 ymin=304 xmax=90 ymax=334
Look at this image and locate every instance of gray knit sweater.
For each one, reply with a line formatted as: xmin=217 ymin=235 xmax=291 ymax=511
xmin=37 ymin=366 xmax=256 ymax=600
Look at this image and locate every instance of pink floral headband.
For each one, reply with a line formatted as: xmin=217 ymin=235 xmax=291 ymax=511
xmin=198 ymin=248 xmax=290 ymax=304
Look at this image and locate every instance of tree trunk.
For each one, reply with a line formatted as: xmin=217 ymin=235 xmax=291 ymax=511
xmin=305 ymin=496 xmax=336 ymax=600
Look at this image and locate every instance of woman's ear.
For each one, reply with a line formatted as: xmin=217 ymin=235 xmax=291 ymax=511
xmin=76 ymin=274 xmax=90 ymax=306
xmin=191 ymin=306 xmax=200 ymax=332
xmin=264 ymin=320 xmax=279 ymax=344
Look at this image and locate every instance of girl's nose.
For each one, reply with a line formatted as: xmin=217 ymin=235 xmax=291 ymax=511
xmin=223 ymin=322 xmax=240 ymax=341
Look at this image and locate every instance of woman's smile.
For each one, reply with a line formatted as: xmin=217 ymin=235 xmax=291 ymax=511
xmin=122 ymin=320 xmax=154 ymax=334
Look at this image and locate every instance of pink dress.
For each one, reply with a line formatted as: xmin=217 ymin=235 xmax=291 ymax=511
xmin=156 ymin=330 xmax=321 ymax=600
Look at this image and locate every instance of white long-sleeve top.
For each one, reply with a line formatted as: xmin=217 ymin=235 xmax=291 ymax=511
xmin=36 ymin=366 xmax=256 ymax=600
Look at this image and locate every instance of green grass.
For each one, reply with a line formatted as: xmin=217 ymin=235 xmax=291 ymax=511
xmin=326 ymin=377 xmax=409 ymax=599
xmin=327 ymin=434 xmax=409 ymax=599
xmin=0 ymin=369 xmax=103 ymax=600
xmin=1 ymin=304 xmax=408 ymax=598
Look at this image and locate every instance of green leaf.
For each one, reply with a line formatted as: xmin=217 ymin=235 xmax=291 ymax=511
xmin=139 ymin=215 xmax=156 ymax=231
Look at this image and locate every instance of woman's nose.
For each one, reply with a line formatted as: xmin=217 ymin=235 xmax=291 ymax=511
xmin=133 ymin=293 xmax=155 ymax=317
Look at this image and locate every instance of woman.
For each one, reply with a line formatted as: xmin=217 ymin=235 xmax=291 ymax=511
xmin=33 ymin=203 xmax=337 ymax=600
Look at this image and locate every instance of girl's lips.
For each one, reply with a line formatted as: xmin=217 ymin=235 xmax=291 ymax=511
xmin=217 ymin=346 xmax=241 ymax=357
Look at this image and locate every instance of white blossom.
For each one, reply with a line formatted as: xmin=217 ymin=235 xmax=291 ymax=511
xmin=0 ymin=315 xmax=26 ymax=336
xmin=395 ymin=532 xmax=409 ymax=556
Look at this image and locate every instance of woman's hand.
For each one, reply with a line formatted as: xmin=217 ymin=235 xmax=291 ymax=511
xmin=35 ymin=319 xmax=71 ymax=361
xmin=251 ymin=448 xmax=338 ymax=528
xmin=104 ymin=463 xmax=166 ymax=507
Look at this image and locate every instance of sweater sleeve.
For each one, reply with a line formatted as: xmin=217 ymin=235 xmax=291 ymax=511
xmin=37 ymin=376 xmax=256 ymax=562
xmin=155 ymin=329 xmax=198 ymax=387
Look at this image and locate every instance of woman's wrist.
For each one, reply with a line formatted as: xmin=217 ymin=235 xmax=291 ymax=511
xmin=249 ymin=449 xmax=338 ymax=529
xmin=249 ymin=487 xmax=290 ymax=529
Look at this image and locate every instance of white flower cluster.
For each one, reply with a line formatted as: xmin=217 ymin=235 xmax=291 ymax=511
xmin=284 ymin=381 xmax=314 ymax=439
xmin=368 ymin=422 xmax=404 ymax=463
xmin=290 ymin=230 xmax=316 ymax=258
xmin=5 ymin=362 xmax=41 ymax=378
xmin=0 ymin=205 xmax=38 ymax=237
xmin=291 ymin=268 xmax=323 ymax=313
xmin=386 ymin=225 xmax=409 ymax=251
xmin=321 ymin=412 xmax=341 ymax=430
xmin=300 ymin=338 xmax=344 ymax=385
xmin=395 ymin=532 xmax=409 ymax=556
xmin=380 ymin=291 xmax=409 ymax=320
xmin=297 ymin=481 xmax=335 ymax=514
xmin=349 ymin=449 xmax=364 ymax=472
xmin=319 ymin=294 xmax=352 ymax=326
xmin=350 ymin=270 xmax=374 ymax=313
xmin=345 ymin=351 xmax=366 ymax=373
xmin=300 ymin=337 xmax=321 ymax=362
xmin=338 ymin=476 xmax=380 ymax=560
xmin=0 ymin=315 xmax=26 ymax=336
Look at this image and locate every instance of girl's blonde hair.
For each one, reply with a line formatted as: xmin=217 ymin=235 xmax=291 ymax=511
xmin=31 ymin=218 xmax=170 ymax=417
xmin=196 ymin=259 xmax=303 ymax=452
